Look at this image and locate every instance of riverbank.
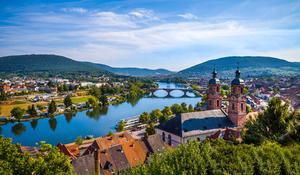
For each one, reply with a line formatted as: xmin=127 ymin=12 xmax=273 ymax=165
xmin=0 ymin=82 xmax=201 ymax=146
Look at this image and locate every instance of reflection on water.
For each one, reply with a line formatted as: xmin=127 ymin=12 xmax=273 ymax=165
xmin=1 ymin=82 xmax=202 ymax=146
xmin=86 ymin=106 xmax=108 ymax=120
xmin=127 ymin=96 xmax=141 ymax=107
xmin=64 ymin=112 xmax=74 ymax=123
xmin=49 ymin=118 xmax=57 ymax=131
xmin=12 ymin=123 xmax=26 ymax=136
xmin=30 ymin=119 xmax=38 ymax=130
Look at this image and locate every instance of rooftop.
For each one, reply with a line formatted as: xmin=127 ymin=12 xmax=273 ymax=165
xmin=157 ymin=109 xmax=236 ymax=137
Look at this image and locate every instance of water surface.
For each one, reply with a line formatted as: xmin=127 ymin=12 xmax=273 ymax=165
xmin=0 ymin=82 xmax=201 ymax=146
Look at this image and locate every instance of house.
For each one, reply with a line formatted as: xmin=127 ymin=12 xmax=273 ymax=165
xmin=58 ymin=132 xmax=168 ymax=175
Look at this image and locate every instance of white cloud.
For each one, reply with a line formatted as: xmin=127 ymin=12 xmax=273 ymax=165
xmin=62 ymin=7 xmax=87 ymax=14
xmin=178 ymin=13 xmax=198 ymax=20
xmin=92 ymin=11 xmax=137 ymax=28
xmin=1 ymin=7 xmax=300 ymax=69
xmin=129 ymin=9 xmax=159 ymax=20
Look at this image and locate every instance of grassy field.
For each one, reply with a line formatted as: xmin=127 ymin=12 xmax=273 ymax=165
xmin=71 ymin=95 xmax=96 ymax=104
xmin=54 ymin=95 xmax=97 ymax=104
xmin=0 ymin=95 xmax=96 ymax=117
xmin=0 ymin=102 xmax=48 ymax=117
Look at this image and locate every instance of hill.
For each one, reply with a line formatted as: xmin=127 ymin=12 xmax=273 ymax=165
xmin=92 ymin=63 xmax=175 ymax=77
xmin=177 ymin=56 xmax=300 ymax=78
xmin=0 ymin=54 xmax=174 ymax=77
xmin=0 ymin=54 xmax=107 ymax=74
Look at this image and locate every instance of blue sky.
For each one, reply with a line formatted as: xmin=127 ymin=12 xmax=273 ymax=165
xmin=0 ymin=0 xmax=300 ymax=70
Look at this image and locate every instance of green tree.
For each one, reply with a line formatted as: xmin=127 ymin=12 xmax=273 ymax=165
xmin=89 ymin=86 xmax=101 ymax=98
xmin=117 ymin=120 xmax=126 ymax=132
xmin=246 ymin=104 xmax=252 ymax=113
xmin=64 ymin=95 xmax=73 ymax=108
xmin=145 ymin=122 xmax=156 ymax=136
xmin=243 ymin=97 xmax=297 ymax=145
xmin=162 ymin=106 xmax=173 ymax=117
xmin=99 ymin=95 xmax=108 ymax=106
xmin=75 ymin=136 xmax=83 ymax=145
xmin=10 ymin=107 xmax=25 ymax=120
xmin=170 ymin=103 xmax=183 ymax=114
xmin=188 ymin=104 xmax=194 ymax=112
xmin=150 ymin=109 xmax=163 ymax=122
xmin=107 ymin=131 xmax=114 ymax=136
xmin=88 ymin=98 xmax=97 ymax=107
xmin=125 ymin=140 xmax=300 ymax=175
xmin=27 ymin=104 xmax=38 ymax=117
xmin=0 ymin=136 xmax=73 ymax=174
xmin=0 ymin=88 xmax=7 ymax=101
xmin=139 ymin=112 xmax=151 ymax=124
xmin=181 ymin=103 xmax=188 ymax=113
xmin=48 ymin=100 xmax=57 ymax=115
xmin=243 ymin=87 xmax=249 ymax=94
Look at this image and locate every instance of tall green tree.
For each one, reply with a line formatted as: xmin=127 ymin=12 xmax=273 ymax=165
xmin=188 ymin=104 xmax=194 ymax=112
xmin=181 ymin=103 xmax=188 ymax=113
xmin=0 ymin=88 xmax=7 ymax=101
xmin=243 ymin=97 xmax=298 ymax=145
xmin=48 ymin=100 xmax=57 ymax=115
xmin=27 ymin=104 xmax=38 ymax=117
xmin=10 ymin=107 xmax=25 ymax=120
xmin=64 ymin=95 xmax=73 ymax=108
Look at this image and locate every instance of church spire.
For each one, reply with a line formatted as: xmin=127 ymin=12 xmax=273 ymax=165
xmin=235 ymin=62 xmax=240 ymax=78
xmin=212 ymin=67 xmax=217 ymax=79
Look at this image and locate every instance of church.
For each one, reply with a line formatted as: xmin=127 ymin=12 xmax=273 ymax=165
xmin=155 ymin=68 xmax=247 ymax=146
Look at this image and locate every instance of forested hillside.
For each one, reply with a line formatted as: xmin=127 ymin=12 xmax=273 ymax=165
xmin=178 ymin=56 xmax=300 ymax=77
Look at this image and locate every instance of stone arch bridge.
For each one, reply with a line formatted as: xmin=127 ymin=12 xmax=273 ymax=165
xmin=148 ymin=88 xmax=200 ymax=98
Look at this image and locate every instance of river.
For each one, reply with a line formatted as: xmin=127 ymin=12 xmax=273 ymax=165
xmin=0 ymin=82 xmax=201 ymax=146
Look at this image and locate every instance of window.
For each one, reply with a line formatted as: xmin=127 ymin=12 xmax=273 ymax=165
xmin=217 ymin=86 xmax=219 ymax=92
xmin=217 ymin=100 xmax=220 ymax=107
xmin=162 ymin=132 xmax=165 ymax=142
xmin=168 ymin=135 xmax=172 ymax=145
xmin=232 ymin=103 xmax=235 ymax=110
xmin=241 ymin=103 xmax=244 ymax=111
xmin=209 ymin=100 xmax=212 ymax=107
xmin=241 ymin=87 xmax=243 ymax=93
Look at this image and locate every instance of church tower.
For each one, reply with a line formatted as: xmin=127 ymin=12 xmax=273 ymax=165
xmin=228 ymin=67 xmax=247 ymax=126
xmin=207 ymin=69 xmax=222 ymax=110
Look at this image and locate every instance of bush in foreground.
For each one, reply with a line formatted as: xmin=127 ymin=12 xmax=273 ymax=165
xmin=125 ymin=140 xmax=300 ymax=175
xmin=0 ymin=136 xmax=74 ymax=175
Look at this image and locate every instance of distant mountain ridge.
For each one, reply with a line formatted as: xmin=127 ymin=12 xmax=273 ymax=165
xmin=91 ymin=63 xmax=174 ymax=77
xmin=177 ymin=56 xmax=300 ymax=77
xmin=0 ymin=54 xmax=105 ymax=73
xmin=0 ymin=54 xmax=174 ymax=77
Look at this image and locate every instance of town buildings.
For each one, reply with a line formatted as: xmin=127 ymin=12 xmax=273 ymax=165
xmin=58 ymin=132 xmax=168 ymax=175
xmin=155 ymin=68 xmax=247 ymax=146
